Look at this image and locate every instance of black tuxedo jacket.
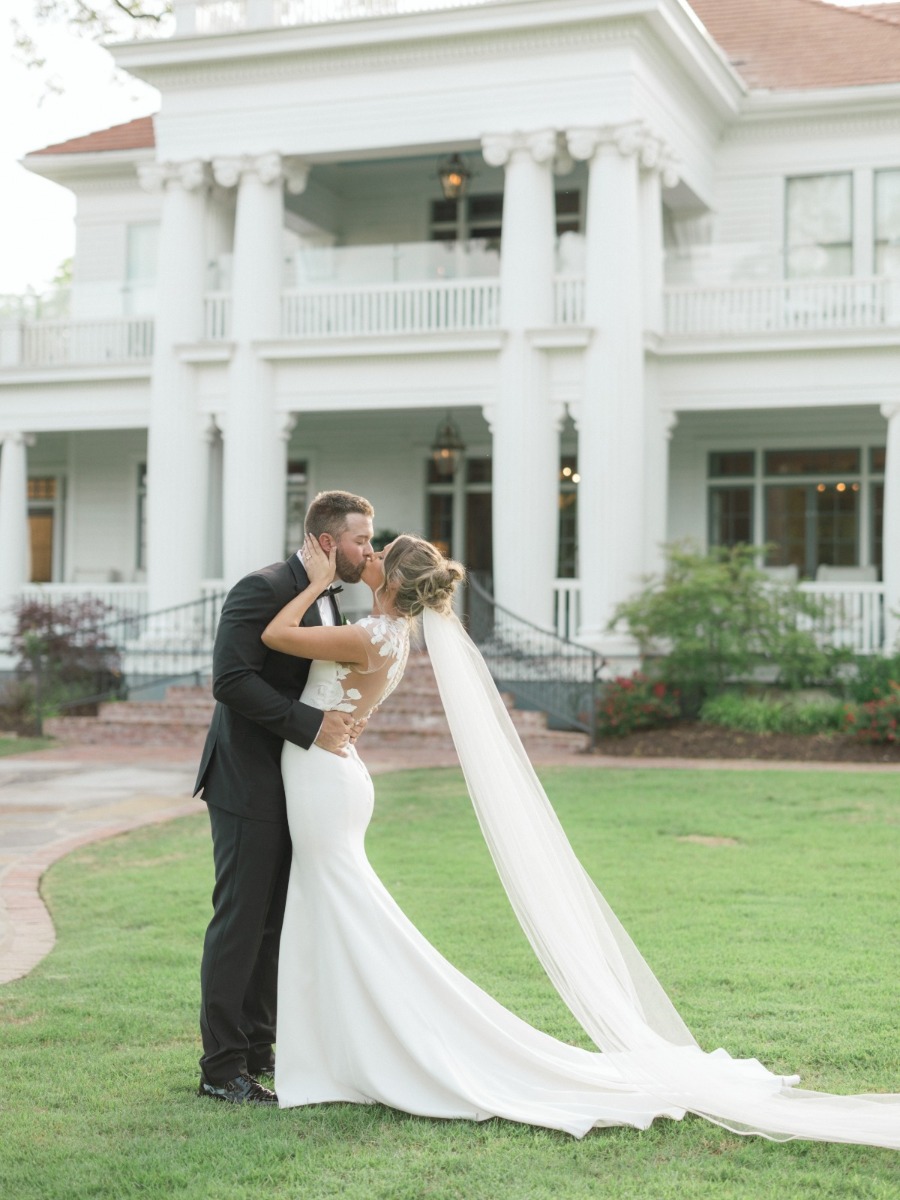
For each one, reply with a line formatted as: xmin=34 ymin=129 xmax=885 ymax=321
xmin=194 ymin=556 xmax=333 ymax=822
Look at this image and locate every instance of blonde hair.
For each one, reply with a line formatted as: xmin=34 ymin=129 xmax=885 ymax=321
xmin=381 ymin=535 xmax=465 ymax=618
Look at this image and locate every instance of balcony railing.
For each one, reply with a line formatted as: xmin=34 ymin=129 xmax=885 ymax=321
xmin=204 ymin=292 xmax=232 ymax=340
xmin=552 ymin=579 xmax=888 ymax=655
xmin=553 ymin=277 xmax=585 ymax=326
xmin=281 ymin=279 xmax=501 ymax=338
xmin=0 ymin=318 xmax=154 ymax=368
xmin=179 ymin=0 xmax=497 ymax=35
xmin=664 ymin=276 xmax=900 ymax=338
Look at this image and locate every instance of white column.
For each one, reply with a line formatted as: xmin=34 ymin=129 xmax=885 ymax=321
xmin=644 ymin=389 xmax=677 ymax=581
xmin=881 ymin=403 xmax=900 ymax=652
xmin=0 ymin=432 xmax=32 ymax=624
xmin=567 ymin=124 xmax=646 ymax=655
xmin=139 ymin=160 xmax=211 ymax=613
xmin=213 ymin=153 xmax=309 ymax=584
xmin=482 ymin=130 xmax=559 ymax=628
xmin=639 ymin=136 xmax=677 ymax=337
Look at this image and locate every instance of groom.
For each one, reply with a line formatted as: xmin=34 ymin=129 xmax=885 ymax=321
xmin=195 ymin=489 xmax=376 ymax=1104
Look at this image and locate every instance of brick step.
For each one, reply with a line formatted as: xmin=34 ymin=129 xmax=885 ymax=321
xmin=44 ymin=716 xmax=207 ymax=746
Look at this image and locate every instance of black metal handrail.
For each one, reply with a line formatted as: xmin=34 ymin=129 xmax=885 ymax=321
xmin=21 ymin=591 xmax=228 ymax=729
xmin=466 ymin=575 xmax=600 ymax=747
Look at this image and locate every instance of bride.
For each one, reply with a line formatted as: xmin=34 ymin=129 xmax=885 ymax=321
xmin=261 ymin=533 xmax=899 ymax=1148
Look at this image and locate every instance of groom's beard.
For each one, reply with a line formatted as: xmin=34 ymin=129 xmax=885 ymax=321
xmin=335 ymin=549 xmax=367 ymax=584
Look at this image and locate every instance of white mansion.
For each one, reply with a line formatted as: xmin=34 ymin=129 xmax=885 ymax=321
xmin=1 ymin=0 xmax=899 ymax=661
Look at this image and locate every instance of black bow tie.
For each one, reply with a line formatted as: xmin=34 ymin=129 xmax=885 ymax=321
xmin=322 ymin=585 xmax=343 ymax=598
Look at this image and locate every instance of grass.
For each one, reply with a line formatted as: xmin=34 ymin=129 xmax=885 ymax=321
xmin=0 ymin=736 xmax=55 ymax=757
xmin=1 ymin=766 xmax=898 ymax=1200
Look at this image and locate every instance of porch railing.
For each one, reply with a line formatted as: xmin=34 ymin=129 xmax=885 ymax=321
xmin=553 ymin=276 xmax=585 ymax=326
xmin=204 ymin=292 xmax=232 ymax=341
xmin=552 ymin=578 xmax=888 ymax=656
xmin=1 ymin=318 xmax=155 ymax=368
xmin=794 ymin=582 xmax=886 ymax=656
xmin=21 ymin=583 xmax=149 ymax=622
xmin=183 ymin=0 xmax=497 ymax=35
xmin=281 ymin=279 xmax=501 ymax=338
xmin=664 ymin=276 xmax=900 ymax=338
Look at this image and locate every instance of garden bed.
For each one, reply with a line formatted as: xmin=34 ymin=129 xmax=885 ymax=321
xmin=591 ymin=721 xmax=900 ymax=763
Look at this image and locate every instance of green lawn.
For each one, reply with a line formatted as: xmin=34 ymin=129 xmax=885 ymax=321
xmin=1 ymin=767 xmax=898 ymax=1200
xmin=0 ymin=736 xmax=54 ymax=757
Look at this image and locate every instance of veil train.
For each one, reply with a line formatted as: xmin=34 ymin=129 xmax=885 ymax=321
xmin=422 ymin=608 xmax=900 ymax=1149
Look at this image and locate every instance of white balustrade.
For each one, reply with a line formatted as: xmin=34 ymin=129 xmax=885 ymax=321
xmin=16 ymin=319 xmax=154 ymax=367
xmin=203 ymin=293 xmax=232 ymax=340
xmin=553 ymin=579 xmax=581 ymax=641
xmin=553 ymin=277 xmax=585 ymax=326
xmin=281 ymin=279 xmax=501 ymax=338
xmin=20 ymin=583 xmax=149 ymax=622
xmin=553 ymin=579 xmax=886 ymax=655
xmin=182 ymin=0 xmax=495 ymax=33
xmin=665 ymin=276 xmax=898 ymax=338
xmin=796 ymin=582 xmax=885 ymax=656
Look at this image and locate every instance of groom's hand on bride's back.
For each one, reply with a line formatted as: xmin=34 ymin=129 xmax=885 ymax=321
xmin=315 ymin=711 xmax=354 ymax=756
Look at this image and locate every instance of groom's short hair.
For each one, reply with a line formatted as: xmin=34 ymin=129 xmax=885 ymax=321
xmin=305 ymin=490 xmax=374 ymax=540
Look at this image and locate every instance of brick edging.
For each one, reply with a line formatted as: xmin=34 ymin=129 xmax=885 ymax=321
xmin=0 ymin=799 xmax=204 ymax=986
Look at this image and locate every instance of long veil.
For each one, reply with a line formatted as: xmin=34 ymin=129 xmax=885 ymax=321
xmin=422 ymin=608 xmax=900 ymax=1149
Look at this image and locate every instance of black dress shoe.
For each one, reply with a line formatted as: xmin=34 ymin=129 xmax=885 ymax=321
xmin=247 ymin=1054 xmax=275 ymax=1078
xmin=198 ymin=1073 xmax=277 ymax=1106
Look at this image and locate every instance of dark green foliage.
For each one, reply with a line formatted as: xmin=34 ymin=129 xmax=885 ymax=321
xmin=613 ymin=544 xmax=850 ymax=711
xmin=699 ymin=693 xmax=847 ymax=736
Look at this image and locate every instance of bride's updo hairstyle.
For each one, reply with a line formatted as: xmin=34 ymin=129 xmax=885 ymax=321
xmin=381 ymin=535 xmax=465 ymax=618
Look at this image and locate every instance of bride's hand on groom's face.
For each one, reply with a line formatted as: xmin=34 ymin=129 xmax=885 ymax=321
xmin=303 ymin=534 xmax=337 ymax=590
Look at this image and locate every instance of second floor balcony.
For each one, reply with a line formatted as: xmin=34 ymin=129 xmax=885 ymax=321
xmin=3 ymin=239 xmax=900 ymax=371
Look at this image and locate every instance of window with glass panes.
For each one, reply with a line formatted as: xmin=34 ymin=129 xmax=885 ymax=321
xmin=429 ymin=190 xmax=581 ymax=247
xmin=558 ymin=455 xmax=579 ymax=577
xmin=875 ymin=169 xmax=900 ymax=277
xmin=785 ymin=174 xmax=853 ymax=278
xmin=708 ymin=446 xmax=884 ymax=579
xmin=708 ymin=452 xmax=755 ymax=548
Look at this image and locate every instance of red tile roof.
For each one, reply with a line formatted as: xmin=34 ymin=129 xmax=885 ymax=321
xmin=23 ymin=0 xmax=900 ymax=162
xmin=28 ymin=116 xmax=156 ymax=157
xmin=689 ymin=0 xmax=900 ymax=89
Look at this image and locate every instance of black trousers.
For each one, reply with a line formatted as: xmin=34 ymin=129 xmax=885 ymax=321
xmin=199 ymin=803 xmax=292 ymax=1084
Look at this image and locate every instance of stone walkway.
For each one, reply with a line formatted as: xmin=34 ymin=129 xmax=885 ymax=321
xmin=2 ymin=739 xmax=899 ymax=986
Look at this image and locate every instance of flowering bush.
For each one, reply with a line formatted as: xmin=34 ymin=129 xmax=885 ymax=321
xmin=843 ymin=683 xmax=900 ymax=744
xmin=596 ymin=674 xmax=680 ymax=738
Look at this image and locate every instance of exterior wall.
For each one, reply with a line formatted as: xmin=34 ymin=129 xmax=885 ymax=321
xmin=71 ymin=183 xmax=162 ymax=319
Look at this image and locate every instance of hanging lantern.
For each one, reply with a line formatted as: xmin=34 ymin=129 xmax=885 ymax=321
xmin=430 ymin=414 xmax=466 ymax=478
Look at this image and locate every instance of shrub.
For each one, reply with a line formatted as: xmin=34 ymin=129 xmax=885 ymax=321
xmin=0 ymin=597 xmax=124 ymax=734
xmin=612 ymin=543 xmax=851 ymax=711
xmin=840 ymin=654 xmax=900 ymax=704
xmin=596 ymin=674 xmax=680 ymax=738
xmin=843 ymin=683 xmax=900 ymax=744
xmin=700 ymin=692 xmax=846 ymax=736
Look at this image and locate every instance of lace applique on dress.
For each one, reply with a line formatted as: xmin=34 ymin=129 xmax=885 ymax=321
xmin=299 ymin=614 xmax=410 ymax=716
xmin=357 ymin=613 xmax=410 ymax=706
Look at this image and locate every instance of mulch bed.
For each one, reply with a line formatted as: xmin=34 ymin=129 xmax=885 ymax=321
xmin=591 ymin=722 xmax=900 ymax=764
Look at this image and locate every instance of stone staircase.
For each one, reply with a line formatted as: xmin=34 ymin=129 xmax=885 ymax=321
xmin=44 ymin=652 xmax=588 ymax=758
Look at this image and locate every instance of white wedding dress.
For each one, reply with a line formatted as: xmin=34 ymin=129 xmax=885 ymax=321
xmin=275 ymin=612 xmax=899 ymax=1148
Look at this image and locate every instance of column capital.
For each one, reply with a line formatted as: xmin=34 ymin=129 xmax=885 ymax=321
xmin=566 ymin=122 xmax=678 ymax=183
xmin=277 ymin=412 xmax=298 ymax=443
xmin=211 ymin=153 xmax=309 ymax=194
xmin=138 ymin=159 xmax=210 ymax=194
xmin=0 ymin=431 xmax=35 ymax=448
xmin=481 ymin=129 xmax=557 ymax=168
xmin=881 ymin=402 xmax=900 ymax=422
